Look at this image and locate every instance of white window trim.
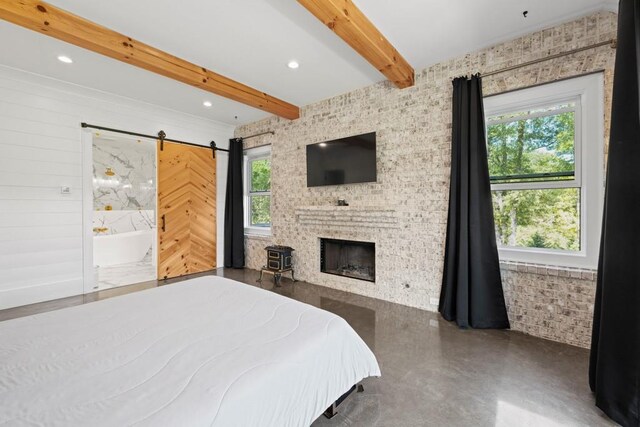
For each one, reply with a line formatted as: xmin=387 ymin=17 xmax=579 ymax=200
xmin=244 ymin=145 xmax=272 ymax=236
xmin=484 ymin=73 xmax=604 ymax=269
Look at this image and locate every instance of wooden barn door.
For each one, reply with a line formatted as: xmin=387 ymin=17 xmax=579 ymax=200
xmin=157 ymin=141 xmax=216 ymax=279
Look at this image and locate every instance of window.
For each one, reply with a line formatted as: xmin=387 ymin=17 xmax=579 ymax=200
xmin=484 ymin=74 xmax=604 ymax=268
xmin=244 ymin=146 xmax=271 ymax=234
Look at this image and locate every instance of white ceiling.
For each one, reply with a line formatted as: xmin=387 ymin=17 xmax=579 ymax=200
xmin=0 ymin=0 xmax=617 ymax=125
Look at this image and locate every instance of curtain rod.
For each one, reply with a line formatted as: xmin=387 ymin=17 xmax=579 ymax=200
xmin=81 ymin=122 xmax=228 ymax=158
xmin=480 ymin=38 xmax=616 ymax=78
xmin=237 ymin=130 xmax=275 ymax=141
xmin=484 ymin=69 xmax=606 ymax=98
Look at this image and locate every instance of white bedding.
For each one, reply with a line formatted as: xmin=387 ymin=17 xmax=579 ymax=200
xmin=0 ymin=276 xmax=380 ymax=426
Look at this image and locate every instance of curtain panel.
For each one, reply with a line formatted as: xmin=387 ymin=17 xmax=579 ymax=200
xmin=224 ymin=138 xmax=245 ymax=268
xmin=439 ymin=75 xmax=510 ymax=329
xmin=589 ymin=1 xmax=640 ymax=425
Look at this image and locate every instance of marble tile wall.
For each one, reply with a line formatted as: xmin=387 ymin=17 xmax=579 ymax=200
xmin=93 ymin=136 xmax=156 ymax=211
xmin=238 ymin=12 xmax=617 ymax=349
xmin=93 ymin=210 xmax=155 ymax=236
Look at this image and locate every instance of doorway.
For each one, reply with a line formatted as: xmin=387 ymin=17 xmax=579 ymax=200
xmin=82 ymin=128 xmax=217 ymax=292
xmin=87 ymin=132 xmax=158 ymax=290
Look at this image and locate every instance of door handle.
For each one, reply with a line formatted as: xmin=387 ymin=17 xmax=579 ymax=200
xmin=161 ymin=214 xmax=166 ymax=232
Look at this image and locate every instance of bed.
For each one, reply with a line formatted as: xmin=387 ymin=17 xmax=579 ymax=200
xmin=0 ymin=276 xmax=380 ymax=426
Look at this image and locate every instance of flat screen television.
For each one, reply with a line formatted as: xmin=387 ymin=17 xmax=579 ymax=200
xmin=306 ymin=132 xmax=377 ymax=187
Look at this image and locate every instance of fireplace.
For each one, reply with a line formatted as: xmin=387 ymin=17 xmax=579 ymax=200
xmin=320 ymin=238 xmax=375 ymax=282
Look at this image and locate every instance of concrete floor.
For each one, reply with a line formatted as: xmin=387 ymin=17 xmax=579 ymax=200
xmin=0 ymin=268 xmax=616 ymax=426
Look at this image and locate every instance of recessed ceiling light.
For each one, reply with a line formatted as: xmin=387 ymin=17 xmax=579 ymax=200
xmin=57 ymin=55 xmax=73 ymax=64
xmin=287 ymin=60 xmax=299 ymax=69
xmin=319 ymin=142 xmax=327 ymax=147
xmin=203 ymin=101 xmax=212 ymax=107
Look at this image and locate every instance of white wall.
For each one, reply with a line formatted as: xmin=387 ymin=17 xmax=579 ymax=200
xmin=0 ymin=65 xmax=234 ymax=310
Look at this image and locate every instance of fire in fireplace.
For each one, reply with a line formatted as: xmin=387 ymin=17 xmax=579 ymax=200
xmin=320 ymin=238 xmax=375 ymax=282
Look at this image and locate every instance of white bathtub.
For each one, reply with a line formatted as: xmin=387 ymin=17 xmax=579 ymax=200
xmin=94 ymin=229 xmax=153 ymax=267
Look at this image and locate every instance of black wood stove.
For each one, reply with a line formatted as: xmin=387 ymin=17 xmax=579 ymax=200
xmin=257 ymin=245 xmax=297 ymax=286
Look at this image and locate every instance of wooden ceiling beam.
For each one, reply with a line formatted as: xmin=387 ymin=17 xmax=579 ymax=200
xmin=298 ymin=0 xmax=414 ymax=88
xmin=0 ymin=0 xmax=300 ymax=120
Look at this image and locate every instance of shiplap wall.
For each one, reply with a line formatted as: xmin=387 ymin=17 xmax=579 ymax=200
xmin=0 ymin=65 xmax=233 ymax=309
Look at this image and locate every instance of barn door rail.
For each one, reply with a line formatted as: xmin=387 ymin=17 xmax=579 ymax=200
xmin=80 ymin=122 xmax=226 ymax=157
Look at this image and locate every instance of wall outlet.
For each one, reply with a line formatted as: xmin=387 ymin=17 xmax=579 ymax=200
xmin=60 ymin=186 xmax=71 ymax=194
xmin=429 ymin=297 xmax=439 ymax=306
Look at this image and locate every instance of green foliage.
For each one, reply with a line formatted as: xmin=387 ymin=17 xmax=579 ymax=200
xmin=251 ymin=159 xmax=271 ymax=192
xmin=488 ymin=110 xmax=580 ymax=251
xmin=529 ymin=232 xmax=548 ymax=249
xmin=492 ymin=188 xmax=580 ymax=251
xmin=250 ymin=195 xmax=271 ymax=226
xmin=250 ymin=158 xmax=271 ymax=226
xmin=487 ymin=111 xmax=575 ymax=180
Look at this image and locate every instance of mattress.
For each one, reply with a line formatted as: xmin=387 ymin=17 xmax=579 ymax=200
xmin=0 ymin=276 xmax=380 ymax=426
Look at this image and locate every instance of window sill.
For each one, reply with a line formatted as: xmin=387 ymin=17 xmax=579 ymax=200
xmin=499 ymin=260 xmax=597 ymax=281
xmin=497 ymin=246 xmax=597 ymax=270
xmin=244 ymin=227 xmax=271 ymax=238
xmin=244 ymin=235 xmax=272 ymax=244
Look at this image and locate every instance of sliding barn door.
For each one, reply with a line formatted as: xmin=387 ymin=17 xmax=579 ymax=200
xmin=158 ymin=141 xmax=216 ymax=279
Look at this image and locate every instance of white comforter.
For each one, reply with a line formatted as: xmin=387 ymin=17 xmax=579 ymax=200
xmin=0 ymin=276 xmax=380 ymax=426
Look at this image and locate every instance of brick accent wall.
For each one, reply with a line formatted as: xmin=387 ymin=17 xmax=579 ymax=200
xmin=501 ymin=262 xmax=597 ymax=348
xmin=238 ymin=12 xmax=617 ymax=349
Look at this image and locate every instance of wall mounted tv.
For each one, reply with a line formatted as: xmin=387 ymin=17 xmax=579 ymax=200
xmin=306 ymin=132 xmax=377 ymax=187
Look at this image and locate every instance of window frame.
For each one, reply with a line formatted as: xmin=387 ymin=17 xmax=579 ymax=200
xmin=487 ymin=100 xmax=581 ymax=188
xmin=483 ymin=73 xmax=604 ymax=268
xmin=243 ymin=145 xmax=272 ymax=236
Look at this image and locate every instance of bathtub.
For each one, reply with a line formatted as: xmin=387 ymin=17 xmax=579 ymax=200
xmin=94 ymin=229 xmax=154 ymax=267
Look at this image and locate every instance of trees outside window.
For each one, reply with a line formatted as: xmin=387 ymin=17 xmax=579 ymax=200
xmin=244 ymin=146 xmax=271 ymax=234
xmin=487 ymin=104 xmax=580 ymax=251
xmin=483 ymin=74 xmax=604 ymax=268
xmin=249 ymin=158 xmax=271 ymax=226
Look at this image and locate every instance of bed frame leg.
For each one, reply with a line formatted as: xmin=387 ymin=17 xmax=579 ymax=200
xmin=324 ymin=401 xmax=339 ymax=419
xmin=323 ymin=383 xmax=364 ymax=419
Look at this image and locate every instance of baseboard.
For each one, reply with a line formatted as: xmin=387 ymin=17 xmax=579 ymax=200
xmin=0 ymin=278 xmax=83 ymax=310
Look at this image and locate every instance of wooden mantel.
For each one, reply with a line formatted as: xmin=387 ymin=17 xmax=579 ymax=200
xmin=298 ymin=0 xmax=414 ymax=88
xmin=0 ymin=0 xmax=300 ymax=120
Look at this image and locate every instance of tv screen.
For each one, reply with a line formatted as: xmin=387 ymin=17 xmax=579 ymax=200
xmin=306 ymin=132 xmax=377 ymax=187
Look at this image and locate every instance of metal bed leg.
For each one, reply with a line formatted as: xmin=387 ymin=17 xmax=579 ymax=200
xmin=324 ymin=401 xmax=339 ymax=419
xmin=323 ymin=384 xmax=363 ymax=419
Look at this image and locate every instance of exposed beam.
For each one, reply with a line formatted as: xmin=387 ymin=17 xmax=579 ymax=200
xmin=0 ymin=0 xmax=300 ymax=120
xmin=298 ymin=0 xmax=414 ymax=88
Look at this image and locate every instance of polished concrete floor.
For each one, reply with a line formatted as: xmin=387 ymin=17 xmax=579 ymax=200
xmin=0 ymin=268 xmax=616 ymax=426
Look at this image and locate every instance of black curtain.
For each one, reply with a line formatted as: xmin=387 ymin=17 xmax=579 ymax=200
xmin=589 ymin=1 xmax=640 ymax=425
xmin=224 ymin=138 xmax=245 ymax=268
xmin=439 ymin=75 xmax=510 ymax=329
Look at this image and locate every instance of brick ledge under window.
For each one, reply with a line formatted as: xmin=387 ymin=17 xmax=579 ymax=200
xmin=244 ymin=234 xmax=272 ymax=241
xmin=500 ymin=260 xmax=597 ymax=281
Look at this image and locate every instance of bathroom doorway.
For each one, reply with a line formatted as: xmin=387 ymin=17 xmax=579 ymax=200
xmin=90 ymin=133 xmax=157 ymax=290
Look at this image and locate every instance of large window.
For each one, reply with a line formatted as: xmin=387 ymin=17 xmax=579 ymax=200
xmin=484 ymin=74 xmax=604 ymax=268
xmin=244 ymin=146 xmax=271 ymax=234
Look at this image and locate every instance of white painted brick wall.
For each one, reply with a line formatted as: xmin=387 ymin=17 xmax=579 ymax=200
xmin=239 ymin=12 xmax=617 ymax=348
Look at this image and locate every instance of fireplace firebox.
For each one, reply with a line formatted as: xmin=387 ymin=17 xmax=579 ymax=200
xmin=320 ymin=238 xmax=375 ymax=282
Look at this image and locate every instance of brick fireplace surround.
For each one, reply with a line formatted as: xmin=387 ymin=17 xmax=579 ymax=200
xmin=238 ymin=11 xmax=617 ymax=349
